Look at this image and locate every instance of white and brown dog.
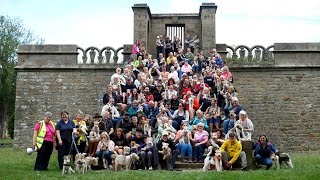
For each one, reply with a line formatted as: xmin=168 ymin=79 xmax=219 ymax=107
xmin=203 ymin=146 xmax=215 ymax=171
xmin=84 ymin=156 xmax=99 ymax=171
xmin=271 ymin=153 xmax=294 ymax=170
xmin=88 ymin=121 xmax=100 ymax=142
xmin=214 ymin=150 xmax=223 ymax=172
xmin=74 ymin=153 xmax=87 ymax=174
xmin=62 ymin=155 xmax=75 ymax=175
xmin=158 ymin=142 xmax=171 ymax=160
xmin=114 ymin=153 xmax=140 ymax=171
xmin=226 ymin=121 xmax=248 ymax=143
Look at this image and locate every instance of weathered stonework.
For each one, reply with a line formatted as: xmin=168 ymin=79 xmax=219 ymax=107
xmin=14 ymin=44 xmax=320 ymax=152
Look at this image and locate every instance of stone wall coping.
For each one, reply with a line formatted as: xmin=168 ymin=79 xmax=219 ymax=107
xmin=200 ymin=2 xmax=218 ymax=14
xmin=228 ymin=65 xmax=320 ymax=71
xmin=14 ymin=64 xmax=124 ymax=71
xmin=18 ymin=44 xmax=77 ymax=53
xmin=132 ymin=3 xmax=151 ymax=18
xmin=152 ymin=13 xmax=199 ymax=18
xmin=274 ymin=43 xmax=320 ymax=51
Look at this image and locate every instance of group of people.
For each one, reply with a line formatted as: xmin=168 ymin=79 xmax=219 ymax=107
xmin=32 ymin=37 xmax=280 ymax=172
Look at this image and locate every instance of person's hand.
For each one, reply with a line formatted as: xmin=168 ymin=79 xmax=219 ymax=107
xmin=227 ymin=161 xmax=232 ymax=165
xmin=195 ymin=143 xmax=201 ymax=146
xmin=58 ymin=140 xmax=62 ymax=146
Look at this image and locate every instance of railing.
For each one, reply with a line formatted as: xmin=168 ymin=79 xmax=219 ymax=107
xmin=226 ymin=45 xmax=274 ymax=64
xmin=77 ymin=46 xmax=124 ymax=64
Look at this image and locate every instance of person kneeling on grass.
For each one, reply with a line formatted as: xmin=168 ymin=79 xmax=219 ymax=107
xmin=254 ymin=135 xmax=279 ymax=170
xmin=219 ymin=132 xmax=248 ymax=171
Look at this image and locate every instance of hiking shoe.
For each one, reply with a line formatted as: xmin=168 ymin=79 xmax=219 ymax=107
xmin=188 ymin=158 xmax=192 ymax=163
xmin=181 ymin=158 xmax=187 ymax=163
xmin=198 ymin=159 xmax=204 ymax=163
xmin=168 ymin=165 xmax=174 ymax=171
xmin=157 ymin=165 xmax=161 ymax=170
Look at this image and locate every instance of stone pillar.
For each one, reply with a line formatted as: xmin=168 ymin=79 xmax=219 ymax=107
xmin=132 ymin=4 xmax=151 ymax=52
xmin=200 ymin=3 xmax=217 ymax=57
xmin=216 ymin=44 xmax=227 ymax=60
xmin=122 ymin=44 xmax=133 ymax=63
xmin=241 ymin=140 xmax=253 ymax=169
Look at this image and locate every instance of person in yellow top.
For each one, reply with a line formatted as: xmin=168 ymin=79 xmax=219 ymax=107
xmin=32 ymin=112 xmax=56 ymax=171
xmin=166 ymin=52 xmax=177 ymax=65
xmin=73 ymin=110 xmax=87 ymax=154
xmin=219 ymin=132 xmax=248 ymax=171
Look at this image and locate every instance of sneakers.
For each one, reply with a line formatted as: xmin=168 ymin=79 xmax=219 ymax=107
xmin=149 ymin=167 xmax=153 ymax=170
xmin=188 ymin=158 xmax=192 ymax=163
xmin=108 ymin=165 xmax=113 ymax=170
xmin=198 ymin=159 xmax=204 ymax=163
xmin=157 ymin=165 xmax=162 ymax=170
xmin=168 ymin=165 xmax=174 ymax=171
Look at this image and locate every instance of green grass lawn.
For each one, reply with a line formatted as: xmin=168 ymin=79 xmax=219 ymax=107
xmin=0 ymin=148 xmax=319 ymax=180
xmin=0 ymin=139 xmax=14 ymax=144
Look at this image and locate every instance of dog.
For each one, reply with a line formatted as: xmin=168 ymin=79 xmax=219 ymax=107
xmin=74 ymin=153 xmax=87 ymax=174
xmin=123 ymin=146 xmax=131 ymax=156
xmin=226 ymin=121 xmax=247 ymax=143
xmin=141 ymin=137 xmax=153 ymax=152
xmin=144 ymin=123 xmax=152 ymax=137
xmin=271 ymin=153 xmax=294 ymax=170
xmin=84 ymin=156 xmax=99 ymax=171
xmin=114 ymin=153 xmax=140 ymax=171
xmin=214 ymin=150 xmax=223 ymax=172
xmin=209 ymin=132 xmax=221 ymax=150
xmin=88 ymin=121 xmax=100 ymax=142
xmin=203 ymin=146 xmax=215 ymax=171
xmin=158 ymin=142 xmax=171 ymax=160
xmin=62 ymin=155 xmax=75 ymax=175
xmin=100 ymin=142 xmax=109 ymax=169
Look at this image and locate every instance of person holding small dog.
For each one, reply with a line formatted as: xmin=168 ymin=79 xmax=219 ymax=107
xmin=254 ymin=135 xmax=279 ymax=170
xmin=95 ymin=132 xmax=115 ymax=169
xmin=175 ymin=122 xmax=193 ymax=163
xmin=73 ymin=110 xmax=87 ymax=154
xmin=219 ymin=132 xmax=248 ymax=171
xmin=56 ymin=111 xmax=77 ymax=170
xmin=32 ymin=111 xmax=56 ymax=171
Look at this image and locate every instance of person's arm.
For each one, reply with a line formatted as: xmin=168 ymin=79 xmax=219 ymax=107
xmin=215 ymin=107 xmax=221 ymax=117
xmin=219 ymin=140 xmax=227 ymax=151
xmin=56 ymin=130 xmax=62 ymax=145
xmin=185 ymin=110 xmax=189 ymax=121
xmin=109 ymin=127 xmax=114 ymax=136
xmin=174 ymin=131 xmax=183 ymax=143
xmin=32 ymin=130 xmax=38 ymax=147
xmin=113 ymin=107 xmax=120 ymax=118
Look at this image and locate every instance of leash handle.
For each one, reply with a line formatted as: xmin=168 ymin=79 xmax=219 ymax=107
xmin=68 ymin=134 xmax=80 ymax=155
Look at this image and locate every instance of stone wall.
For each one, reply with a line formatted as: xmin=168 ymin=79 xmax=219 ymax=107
xmin=231 ymin=66 xmax=320 ymax=152
xmin=14 ymin=43 xmax=320 ymax=151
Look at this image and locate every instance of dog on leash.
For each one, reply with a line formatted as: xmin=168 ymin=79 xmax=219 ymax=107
xmin=62 ymin=155 xmax=75 ymax=175
xmin=84 ymin=156 xmax=99 ymax=171
xmin=271 ymin=153 xmax=294 ymax=170
xmin=209 ymin=132 xmax=221 ymax=150
xmin=114 ymin=153 xmax=140 ymax=171
xmin=74 ymin=153 xmax=87 ymax=174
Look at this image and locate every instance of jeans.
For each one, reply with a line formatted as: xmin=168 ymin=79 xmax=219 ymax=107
xmin=140 ymin=150 xmax=154 ymax=168
xmin=193 ymin=144 xmax=206 ymax=160
xmin=223 ymin=119 xmax=235 ymax=134
xmin=192 ymin=65 xmax=201 ymax=73
xmin=255 ymin=154 xmax=272 ymax=167
xmin=177 ymin=144 xmax=192 ymax=158
xmin=95 ymin=150 xmax=112 ymax=164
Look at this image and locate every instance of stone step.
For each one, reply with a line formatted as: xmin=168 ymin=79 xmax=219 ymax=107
xmin=175 ymin=162 xmax=204 ymax=169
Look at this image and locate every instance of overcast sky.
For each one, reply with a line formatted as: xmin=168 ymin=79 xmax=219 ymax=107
xmin=2 ymin=0 xmax=320 ymax=49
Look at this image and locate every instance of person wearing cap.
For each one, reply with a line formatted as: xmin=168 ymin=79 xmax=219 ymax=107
xmin=56 ymin=111 xmax=77 ymax=169
xmin=156 ymin=130 xmax=180 ymax=171
xmin=225 ymin=97 xmax=244 ymax=120
xmin=32 ymin=111 xmax=56 ymax=171
xmin=87 ymin=113 xmax=106 ymax=156
xmin=219 ymin=132 xmax=248 ymax=171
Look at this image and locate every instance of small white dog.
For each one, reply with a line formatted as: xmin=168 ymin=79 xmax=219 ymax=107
xmin=84 ymin=156 xmax=99 ymax=171
xmin=114 ymin=153 xmax=140 ymax=171
xmin=158 ymin=142 xmax=171 ymax=160
xmin=144 ymin=123 xmax=152 ymax=137
xmin=62 ymin=155 xmax=75 ymax=175
xmin=271 ymin=153 xmax=294 ymax=170
xmin=203 ymin=146 xmax=215 ymax=171
xmin=226 ymin=121 xmax=248 ymax=143
xmin=214 ymin=150 xmax=223 ymax=172
xmin=74 ymin=153 xmax=87 ymax=174
xmin=209 ymin=132 xmax=221 ymax=150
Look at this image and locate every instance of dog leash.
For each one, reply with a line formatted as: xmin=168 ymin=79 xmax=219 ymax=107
xmin=69 ymin=134 xmax=80 ymax=155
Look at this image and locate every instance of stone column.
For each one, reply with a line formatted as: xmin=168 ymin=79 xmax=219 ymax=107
xmin=200 ymin=3 xmax=217 ymax=57
xmin=132 ymin=4 xmax=151 ymax=52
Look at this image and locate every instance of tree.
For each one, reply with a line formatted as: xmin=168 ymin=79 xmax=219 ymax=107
xmin=0 ymin=15 xmax=44 ymax=139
